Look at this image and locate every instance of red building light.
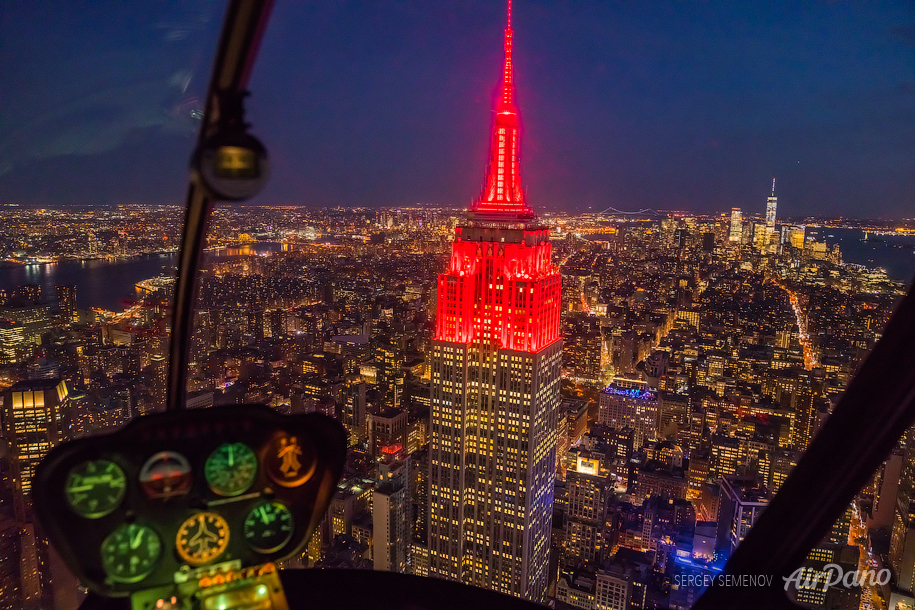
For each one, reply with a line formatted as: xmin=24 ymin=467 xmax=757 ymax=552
xmin=381 ymin=443 xmax=403 ymax=455
xmin=434 ymin=235 xmax=560 ymax=352
xmin=469 ymin=0 xmax=532 ymax=219
xmin=434 ymin=0 xmax=560 ymax=353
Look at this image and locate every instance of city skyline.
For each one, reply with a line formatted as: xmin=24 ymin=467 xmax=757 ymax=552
xmin=0 ymin=2 xmax=914 ymax=609
xmin=0 ymin=1 xmax=912 ymax=217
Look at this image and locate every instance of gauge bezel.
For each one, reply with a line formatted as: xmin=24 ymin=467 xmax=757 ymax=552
xmin=243 ymin=500 xmax=295 ymax=554
xmin=100 ymin=522 xmax=162 ymax=584
xmin=204 ymin=442 xmax=258 ymax=497
xmin=264 ymin=432 xmax=316 ymax=488
xmin=139 ymin=451 xmax=192 ymax=500
xmin=175 ymin=511 xmax=231 ymax=566
xmin=64 ymin=459 xmax=128 ymax=519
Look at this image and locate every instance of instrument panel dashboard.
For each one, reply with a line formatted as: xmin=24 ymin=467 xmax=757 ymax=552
xmin=34 ymin=404 xmax=346 ymax=597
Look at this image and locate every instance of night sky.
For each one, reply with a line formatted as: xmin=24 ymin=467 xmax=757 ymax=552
xmin=1 ymin=1 xmax=912 ymax=218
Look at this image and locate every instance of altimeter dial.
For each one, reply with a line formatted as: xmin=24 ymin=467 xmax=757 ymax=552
xmin=100 ymin=523 xmax=161 ymax=583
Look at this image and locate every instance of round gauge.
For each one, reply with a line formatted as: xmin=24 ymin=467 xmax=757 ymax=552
xmin=264 ymin=433 xmax=315 ymax=488
xmin=175 ymin=512 xmax=230 ymax=566
xmin=243 ymin=501 xmax=294 ymax=554
xmin=139 ymin=451 xmax=192 ymax=499
xmin=204 ymin=443 xmax=257 ymax=497
xmin=100 ymin=523 xmax=161 ymax=583
xmin=65 ymin=460 xmax=127 ymax=519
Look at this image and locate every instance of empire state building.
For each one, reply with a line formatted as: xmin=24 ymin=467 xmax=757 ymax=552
xmin=428 ymin=1 xmax=562 ymax=602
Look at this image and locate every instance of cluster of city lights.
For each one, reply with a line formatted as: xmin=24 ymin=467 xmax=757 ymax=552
xmin=601 ymin=386 xmax=657 ymax=401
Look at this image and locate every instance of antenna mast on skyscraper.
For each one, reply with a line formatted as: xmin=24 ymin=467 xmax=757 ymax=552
xmin=772 ymin=177 xmax=776 ymax=196
xmin=468 ymin=0 xmax=531 ymax=218
xmin=502 ymin=0 xmax=514 ymax=103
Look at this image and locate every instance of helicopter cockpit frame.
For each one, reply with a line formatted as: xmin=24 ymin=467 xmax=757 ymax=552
xmin=29 ymin=1 xmax=915 ymax=609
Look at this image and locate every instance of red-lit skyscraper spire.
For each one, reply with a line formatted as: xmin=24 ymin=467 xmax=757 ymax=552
xmin=429 ymin=2 xmax=561 ymax=602
xmin=471 ymin=0 xmax=533 ymax=218
xmin=502 ymin=0 xmax=515 ymax=108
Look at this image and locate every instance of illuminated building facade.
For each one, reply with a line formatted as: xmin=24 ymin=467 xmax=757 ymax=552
xmin=55 ymin=285 xmax=77 ymax=323
xmin=1 ymin=379 xmax=74 ymax=610
xmin=598 ymin=381 xmax=658 ymax=448
xmin=0 ymin=304 xmax=51 ymax=347
xmin=710 ymin=435 xmax=742 ymax=481
xmin=15 ymin=285 xmax=40 ymax=305
xmin=728 ymin=208 xmax=742 ymax=243
xmin=890 ymin=427 xmax=915 ymax=598
xmin=753 ymin=223 xmax=770 ymax=253
xmin=766 ymin=178 xmax=777 ymax=231
xmin=788 ymin=543 xmax=861 ymax=608
xmin=563 ymin=314 xmax=604 ymax=382
xmin=428 ymin=2 xmax=562 ymax=602
xmin=367 ymin=408 xmax=407 ymax=458
xmin=595 ymin=559 xmax=648 ymax=610
xmin=0 ymin=319 xmax=25 ymax=365
xmin=763 ymin=179 xmax=778 ymax=254
xmin=769 ymin=448 xmax=800 ymax=494
xmin=373 ymin=450 xmax=411 ymax=573
xmin=564 ymin=452 xmax=612 ymax=565
xmin=328 ymin=476 xmax=374 ymax=540
xmin=788 ymin=226 xmax=806 ymax=249
xmin=2 ymin=379 xmax=73 ymax=521
xmin=716 ymin=474 xmax=771 ymax=556
xmin=343 ymin=374 xmax=367 ymax=445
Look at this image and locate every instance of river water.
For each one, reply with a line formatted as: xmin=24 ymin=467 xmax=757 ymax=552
xmin=0 ymin=232 xmax=910 ymax=313
xmin=812 ymin=228 xmax=914 ymax=284
xmin=0 ymin=243 xmax=286 ymax=312
xmin=0 ymin=254 xmax=178 ymax=312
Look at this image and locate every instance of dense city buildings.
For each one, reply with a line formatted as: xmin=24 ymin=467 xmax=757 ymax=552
xmin=0 ymin=205 xmax=911 ymax=610
xmin=0 ymin=190 xmax=912 ymax=610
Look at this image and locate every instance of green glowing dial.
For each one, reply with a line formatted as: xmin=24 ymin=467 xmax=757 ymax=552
xmin=65 ymin=460 xmax=127 ymax=519
xmin=100 ymin=523 xmax=161 ymax=583
xmin=243 ymin=501 xmax=294 ymax=554
xmin=204 ymin=443 xmax=257 ymax=496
